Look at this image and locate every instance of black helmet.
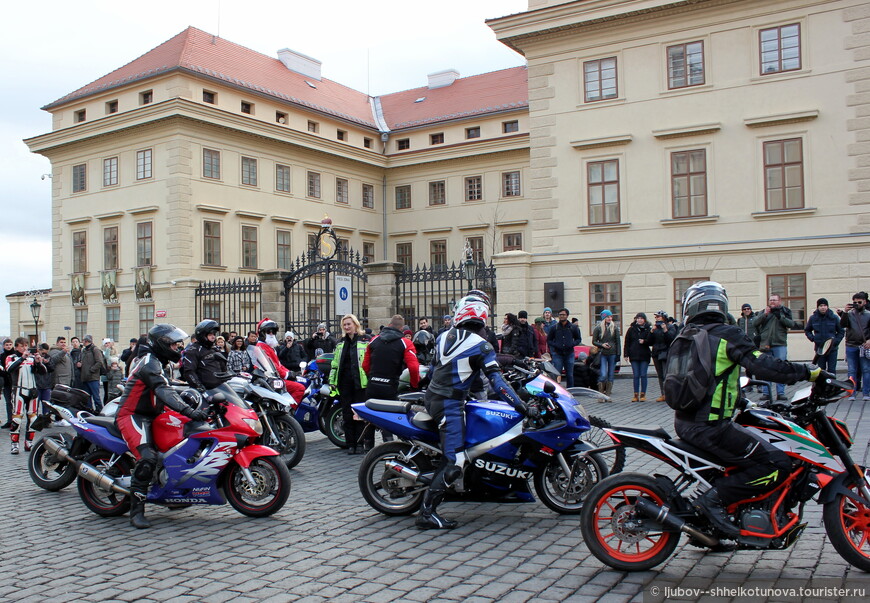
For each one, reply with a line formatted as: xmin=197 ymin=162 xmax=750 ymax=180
xmin=194 ymin=319 xmax=220 ymax=346
xmin=257 ymin=318 xmax=279 ymax=338
xmin=147 ymin=323 xmax=188 ymax=364
xmin=412 ymin=329 xmax=434 ymax=349
xmin=682 ymin=281 xmax=729 ymax=323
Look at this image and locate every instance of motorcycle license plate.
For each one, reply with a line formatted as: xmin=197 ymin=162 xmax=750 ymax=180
xmin=272 ymin=379 xmax=284 ymax=389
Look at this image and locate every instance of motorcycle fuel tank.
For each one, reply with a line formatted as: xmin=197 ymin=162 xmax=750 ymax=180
xmin=465 ymin=401 xmax=523 ymax=448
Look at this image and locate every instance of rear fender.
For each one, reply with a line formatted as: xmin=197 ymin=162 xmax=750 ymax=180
xmin=818 ymin=468 xmax=870 ymax=507
xmin=234 ymin=444 xmax=280 ymax=468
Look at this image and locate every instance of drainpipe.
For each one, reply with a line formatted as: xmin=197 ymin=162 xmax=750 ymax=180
xmin=369 ymin=96 xmax=391 ymax=261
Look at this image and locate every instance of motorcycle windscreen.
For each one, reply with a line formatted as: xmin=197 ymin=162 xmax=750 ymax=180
xmin=247 ymin=345 xmax=280 ymax=378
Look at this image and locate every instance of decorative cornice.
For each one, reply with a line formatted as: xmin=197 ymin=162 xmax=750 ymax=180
xmin=358 ymin=229 xmax=381 ymax=237
xmin=652 ymin=123 xmax=722 ymax=140
xmin=570 ymin=134 xmax=632 ymax=150
xmin=743 ymin=110 xmax=819 ymax=128
xmin=196 ymin=204 xmax=230 ymax=214
xmin=127 ymin=205 xmax=159 ymax=215
xmin=65 ymin=217 xmax=91 ymax=225
xmin=235 ymin=210 xmax=266 ymax=219
xmin=458 ymin=223 xmax=490 ymax=231
xmin=495 ymin=218 xmax=529 ymax=227
xmin=421 ymin=227 xmax=453 ymax=234
xmin=270 ymin=215 xmax=298 ymax=224
xmin=94 ymin=211 xmax=125 ymax=220
xmin=660 ymin=215 xmax=720 ymax=226
xmin=577 ymin=222 xmax=632 ymax=233
xmin=751 ymin=207 xmax=817 ymax=220
xmin=390 ymin=230 xmax=418 ymax=237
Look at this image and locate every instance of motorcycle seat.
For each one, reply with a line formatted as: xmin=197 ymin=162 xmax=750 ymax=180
xmin=84 ymin=415 xmax=123 ymax=439
xmin=365 ymin=399 xmax=411 ymax=413
xmin=411 ymin=410 xmax=437 ymax=431
xmin=610 ymin=424 xmax=671 ymax=439
xmin=667 ymin=438 xmax=721 ymax=462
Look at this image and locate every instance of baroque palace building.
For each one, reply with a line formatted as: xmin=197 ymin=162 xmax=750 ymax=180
xmin=12 ymin=0 xmax=870 ymax=352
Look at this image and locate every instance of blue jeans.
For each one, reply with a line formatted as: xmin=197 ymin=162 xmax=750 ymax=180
xmin=815 ymin=346 xmax=839 ymax=375
xmin=845 ymin=346 xmax=870 ymax=396
xmin=83 ymin=380 xmax=103 ymax=412
xmin=551 ymin=350 xmax=576 ymax=388
xmin=762 ymin=346 xmax=787 ymax=397
xmin=598 ymin=354 xmax=617 ymax=383
xmin=630 ymin=360 xmax=649 ymax=393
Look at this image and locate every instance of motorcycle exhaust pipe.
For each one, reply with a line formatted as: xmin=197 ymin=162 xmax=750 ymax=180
xmin=42 ymin=437 xmax=131 ymax=496
xmin=384 ymin=460 xmax=431 ymax=485
xmin=633 ymin=497 xmax=719 ymax=548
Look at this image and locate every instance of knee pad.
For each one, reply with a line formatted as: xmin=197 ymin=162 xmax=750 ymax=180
xmin=443 ymin=464 xmax=462 ymax=487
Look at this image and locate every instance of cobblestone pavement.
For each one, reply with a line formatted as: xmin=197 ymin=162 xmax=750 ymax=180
xmin=1 ymin=377 xmax=869 ymax=602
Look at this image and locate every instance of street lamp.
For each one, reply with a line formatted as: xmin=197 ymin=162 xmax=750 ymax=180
xmin=461 ymin=242 xmax=477 ymax=290
xmin=30 ymin=297 xmax=41 ymax=345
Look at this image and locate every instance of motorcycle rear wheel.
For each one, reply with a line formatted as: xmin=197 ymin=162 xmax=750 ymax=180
xmin=224 ymin=456 xmax=291 ymax=517
xmin=359 ymin=442 xmax=431 ymax=516
xmin=534 ymin=451 xmax=608 ymax=514
xmin=265 ymin=414 xmax=306 ymax=469
xmin=324 ymin=404 xmax=348 ymax=449
xmin=822 ymin=479 xmax=870 ymax=572
xmin=76 ymin=450 xmax=132 ymax=517
xmin=580 ymin=473 xmax=680 ymax=571
xmin=28 ymin=435 xmax=77 ymax=491
xmin=584 ymin=415 xmax=626 ymax=475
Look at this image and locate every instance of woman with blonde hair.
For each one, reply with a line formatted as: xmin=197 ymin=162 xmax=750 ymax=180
xmin=592 ymin=310 xmax=621 ymax=397
xmin=329 ymin=314 xmax=370 ymax=454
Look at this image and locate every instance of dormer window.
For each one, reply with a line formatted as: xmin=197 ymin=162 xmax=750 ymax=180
xmin=74 ymin=109 xmax=86 ymax=123
xmin=203 ymin=90 xmax=216 ymax=104
xmin=106 ymin=100 xmax=119 ymax=114
xmin=241 ymin=101 xmax=253 ymax=115
xmin=276 ymin=111 xmax=287 ymax=124
xmin=140 ymin=90 xmax=153 ymax=105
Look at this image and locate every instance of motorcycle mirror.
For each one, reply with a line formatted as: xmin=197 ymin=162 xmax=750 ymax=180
xmin=739 ymin=376 xmax=750 ymax=389
xmin=211 ymin=392 xmax=227 ymax=404
xmin=543 ymin=381 xmax=556 ymax=395
xmin=299 ymin=361 xmax=307 ymax=370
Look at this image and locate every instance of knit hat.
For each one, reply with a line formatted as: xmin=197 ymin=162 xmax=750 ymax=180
xmin=518 ymin=310 xmax=528 ymax=319
xmin=600 ymin=309 xmax=612 ymax=318
xmin=317 ymin=322 xmax=327 ymax=330
xmin=403 ymin=329 xmax=412 ymax=336
xmin=534 ymin=317 xmax=544 ymax=324
xmin=741 ymin=303 xmax=752 ymax=311
xmin=817 ymin=298 xmax=829 ymax=307
xmin=284 ymin=331 xmax=295 ymax=340
xmin=543 ymin=307 xmax=552 ymax=313
xmin=634 ymin=312 xmax=647 ymax=321
xmin=443 ymin=315 xmax=452 ymax=320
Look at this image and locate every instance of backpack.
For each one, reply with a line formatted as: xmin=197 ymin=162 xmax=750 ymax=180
xmin=663 ymin=324 xmax=720 ymax=413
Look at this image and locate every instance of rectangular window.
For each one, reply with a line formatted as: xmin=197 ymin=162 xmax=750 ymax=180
xmin=430 ymin=133 xmax=444 ymax=145
xmin=362 ymin=183 xmax=375 ymax=209
xmin=73 ymin=231 xmax=87 ymax=273
xmin=667 ymin=41 xmax=705 ymax=89
xmin=429 ymin=181 xmax=446 ymax=206
xmin=307 ymin=172 xmax=321 ymax=198
xmin=337 ymin=129 xmax=347 ymax=141
xmin=589 ymin=282 xmax=622 ymax=333
xmin=674 ymin=277 xmax=709 ymax=322
xmin=760 ymin=24 xmax=801 ymax=75
xmin=397 ymin=138 xmax=410 ymax=151
xmin=75 ymin=309 xmax=88 ymax=341
xmin=73 ymin=163 xmax=87 ymax=193
xmin=203 ymin=149 xmax=221 ymax=179
xmin=103 ymin=157 xmax=118 ymax=187
xmin=502 ymin=171 xmax=521 ymax=197
xmin=276 ymin=111 xmax=287 ymax=124
xmin=276 ymin=164 xmax=291 ymax=193
xmin=396 ymin=185 xmax=411 ymax=210
xmin=307 ymin=120 xmax=319 ymax=133
xmin=106 ymin=100 xmax=119 ymax=114
xmin=503 ymin=120 xmax=519 ymax=134
xmin=307 ymin=233 xmax=317 ymax=253
xmin=136 ymin=221 xmax=152 ymax=267
xmin=396 ymin=242 xmax=412 ymax=268
xmin=363 ymin=242 xmax=375 ymax=264
xmin=276 ymin=230 xmax=292 ymax=270
xmin=106 ymin=307 xmax=120 ymax=343
xmin=465 ymin=127 xmax=480 ymax=140
xmin=767 ymin=273 xmax=806 ymax=329
xmin=203 ymin=220 xmax=221 ymax=266
xmin=242 ymin=225 xmax=258 ymax=269
xmin=584 ymin=57 xmax=618 ymax=102
xmin=504 ymin=232 xmax=523 ymax=252
xmin=74 ymin=109 xmax=86 ymax=123
xmin=587 ymin=159 xmax=620 ymax=225
xmin=671 ymin=149 xmax=707 ymax=218
xmin=466 ymin=236 xmax=484 ymax=264
xmin=136 ymin=149 xmax=152 ymax=180
xmin=241 ymin=156 xmax=258 ymax=186
xmin=764 ymin=138 xmax=804 ymax=211
xmin=203 ymin=90 xmax=216 ymax=104
xmin=138 ymin=305 xmax=154 ymax=336
xmin=240 ymin=101 xmax=253 ymax=114
xmin=202 ymin=302 xmax=221 ymax=321
xmin=430 ymin=239 xmax=447 ymax=270
xmin=363 ymin=137 xmax=373 ymax=149
xmin=103 ymin=226 xmax=118 ymax=270
xmin=336 ymin=178 xmax=349 ymax=204
xmin=465 ymin=176 xmax=482 ymax=202
xmin=140 ymin=90 xmax=153 ymax=105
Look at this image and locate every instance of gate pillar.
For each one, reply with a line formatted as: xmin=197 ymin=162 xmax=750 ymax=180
xmin=363 ymin=261 xmax=404 ymax=330
xmin=258 ymin=270 xmax=290 ymax=326
xmin=491 ymin=251 xmax=532 ymax=317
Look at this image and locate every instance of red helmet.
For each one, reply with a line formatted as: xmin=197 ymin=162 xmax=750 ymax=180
xmin=453 ymin=297 xmax=488 ymax=328
xmin=257 ymin=318 xmax=279 ymax=337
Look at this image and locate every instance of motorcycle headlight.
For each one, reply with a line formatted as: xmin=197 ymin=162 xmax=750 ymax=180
xmin=243 ymin=418 xmax=263 ymax=435
xmin=319 ymin=384 xmax=332 ymax=397
xmin=573 ymin=403 xmax=589 ymax=421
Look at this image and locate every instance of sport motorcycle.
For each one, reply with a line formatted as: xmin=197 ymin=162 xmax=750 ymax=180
xmin=42 ymin=382 xmax=291 ymax=519
xmin=579 ymin=376 xmax=870 ymax=572
xmin=354 ymin=369 xmax=608 ymax=516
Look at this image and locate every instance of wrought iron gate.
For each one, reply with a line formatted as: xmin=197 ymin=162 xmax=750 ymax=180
xmin=194 ymin=278 xmax=262 ymax=335
xmin=396 ymin=260 xmax=496 ymax=329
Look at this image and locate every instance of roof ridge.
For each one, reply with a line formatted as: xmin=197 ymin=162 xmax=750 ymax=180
xmin=379 ymin=65 xmax=527 ymax=98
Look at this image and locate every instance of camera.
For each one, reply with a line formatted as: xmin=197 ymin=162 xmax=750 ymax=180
xmin=655 ymin=321 xmax=663 ymax=327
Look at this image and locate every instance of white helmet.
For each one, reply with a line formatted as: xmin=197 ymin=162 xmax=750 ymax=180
xmin=682 ymin=281 xmax=728 ymax=322
xmin=453 ymin=297 xmax=488 ymax=328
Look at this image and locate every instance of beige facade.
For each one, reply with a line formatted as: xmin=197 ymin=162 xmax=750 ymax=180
xmin=13 ymin=0 xmax=870 ymax=356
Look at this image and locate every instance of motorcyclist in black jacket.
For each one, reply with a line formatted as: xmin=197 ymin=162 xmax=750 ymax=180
xmin=181 ymin=320 xmax=228 ymax=391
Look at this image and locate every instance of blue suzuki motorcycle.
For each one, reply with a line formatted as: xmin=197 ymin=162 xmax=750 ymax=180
xmin=354 ymin=369 xmax=608 ymax=516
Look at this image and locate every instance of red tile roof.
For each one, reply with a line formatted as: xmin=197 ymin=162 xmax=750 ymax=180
xmin=379 ymin=66 xmax=528 ymax=130
xmin=45 ymin=27 xmax=529 ymax=132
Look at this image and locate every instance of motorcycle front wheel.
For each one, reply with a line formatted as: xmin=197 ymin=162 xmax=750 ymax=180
xmin=224 ymin=456 xmax=291 ymax=517
xmin=583 ymin=415 xmax=626 ymax=475
xmin=324 ymin=404 xmax=348 ymax=449
xmin=580 ymin=473 xmax=680 ymax=571
xmin=28 ymin=435 xmax=78 ymax=491
xmin=265 ymin=414 xmax=306 ymax=469
xmin=358 ymin=442 xmax=431 ymax=516
xmin=533 ymin=451 xmax=608 ymax=514
xmin=822 ymin=478 xmax=870 ymax=572
xmin=77 ymin=450 xmax=132 ymax=517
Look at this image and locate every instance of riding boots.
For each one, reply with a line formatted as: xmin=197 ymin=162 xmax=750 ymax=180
xmin=129 ymin=494 xmax=151 ymax=529
xmin=693 ymin=488 xmax=739 ymax=538
xmin=416 ymin=491 xmax=457 ymax=530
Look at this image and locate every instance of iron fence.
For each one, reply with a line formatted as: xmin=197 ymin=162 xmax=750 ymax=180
xmin=395 ymin=261 xmax=496 ymax=330
xmin=194 ymin=278 xmax=262 ymax=336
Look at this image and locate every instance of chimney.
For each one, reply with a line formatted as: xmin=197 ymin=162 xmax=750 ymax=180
xmin=427 ymin=69 xmax=460 ymax=89
xmin=277 ymin=48 xmax=322 ymax=81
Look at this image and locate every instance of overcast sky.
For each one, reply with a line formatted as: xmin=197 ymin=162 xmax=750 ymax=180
xmin=0 ymin=0 xmax=527 ymax=336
